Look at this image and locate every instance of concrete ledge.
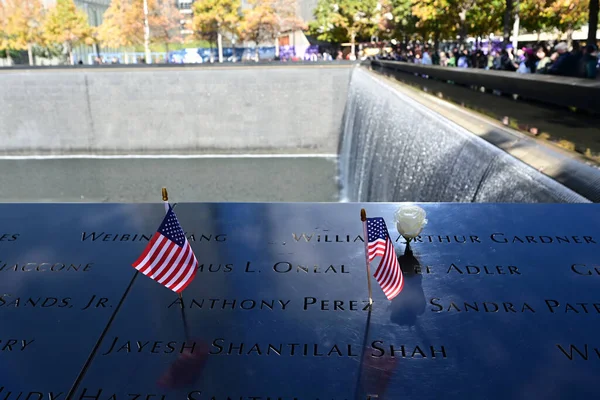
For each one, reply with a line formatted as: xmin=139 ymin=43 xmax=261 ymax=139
xmin=369 ymin=60 xmax=600 ymax=113
xmin=0 ymin=65 xmax=353 ymax=155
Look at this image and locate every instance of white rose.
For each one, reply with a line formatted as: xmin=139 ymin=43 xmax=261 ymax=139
xmin=394 ymin=205 xmax=428 ymax=240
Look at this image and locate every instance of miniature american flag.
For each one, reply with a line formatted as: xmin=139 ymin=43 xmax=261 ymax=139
xmin=366 ymin=217 xmax=404 ymax=300
xmin=132 ymin=205 xmax=198 ymax=293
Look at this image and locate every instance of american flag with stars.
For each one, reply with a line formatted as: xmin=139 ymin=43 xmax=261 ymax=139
xmin=132 ymin=205 xmax=198 ymax=293
xmin=366 ymin=217 xmax=403 ymax=300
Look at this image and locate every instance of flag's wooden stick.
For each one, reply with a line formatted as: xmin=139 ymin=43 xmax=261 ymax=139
xmin=162 ymin=187 xmax=169 ymax=212
xmin=361 ymin=209 xmax=373 ymax=305
xmin=162 ymin=187 xmax=182 ymax=301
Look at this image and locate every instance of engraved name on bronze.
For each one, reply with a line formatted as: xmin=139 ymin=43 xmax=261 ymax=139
xmin=0 ymin=263 xmax=93 ymax=272
xmin=74 ymin=389 xmax=364 ymax=400
xmin=102 ymin=337 xmax=196 ymax=355
xmin=209 ymin=339 xmax=446 ymax=358
xmin=167 ymin=297 xmax=371 ymax=311
xmin=186 ymin=392 xmax=377 ymax=400
xmin=430 ymin=298 xmax=600 ymax=313
xmin=0 ymin=234 xmax=19 ymax=242
xmin=557 ymin=344 xmax=600 ymax=360
xmin=272 ymin=262 xmax=349 ymax=274
xmin=292 ymin=232 xmax=597 ymax=245
xmin=81 ymin=232 xmax=226 ymax=242
xmin=76 ymin=389 xmax=166 ymax=400
xmin=0 ymin=388 xmax=65 ymax=400
xmin=571 ymin=264 xmax=600 ymax=276
xmin=168 ymin=298 xmax=291 ymax=310
xmin=194 ymin=262 xmax=350 ymax=274
xmin=0 ymin=294 xmax=111 ymax=310
xmin=100 ymin=337 xmax=447 ymax=359
xmin=446 ymin=264 xmax=521 ymax=275
xmin=0 ymin=339 xmax=34 ymax=351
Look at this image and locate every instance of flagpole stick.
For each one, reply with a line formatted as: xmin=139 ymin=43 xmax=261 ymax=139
xmin=163 ymin=187 xmax=188 ymax=331
xmin=162 ymin=187 xmax=169 ymax=213
xmin=178 ymin=291 xmax=190 ymax=340
xmin=361 ymin=209 xmax=373 ymax=305
xmin=353 ymin=307 xmax=372 ymax=400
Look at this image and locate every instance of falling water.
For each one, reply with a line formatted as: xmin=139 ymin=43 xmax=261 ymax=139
xmin=338 ymin=68 xmax=588 ymax=203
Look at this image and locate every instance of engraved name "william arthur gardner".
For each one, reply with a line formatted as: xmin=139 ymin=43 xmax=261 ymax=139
xmin=292 ymin=232 xmax=596 ymax=245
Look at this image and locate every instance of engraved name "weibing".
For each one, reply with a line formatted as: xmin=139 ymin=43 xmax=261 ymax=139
xmin=80 ymin=232 xmax=226 ymax=242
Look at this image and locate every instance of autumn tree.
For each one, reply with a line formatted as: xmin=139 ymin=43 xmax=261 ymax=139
xmin=310 ymin=0 xmax=349 ymax=44
xmin=411 ymin=0 xmax=457 ymax=44
xmin=308 ymin=0 xmax=383 ymax=56
xmin=467 ymin=0 xmax=503 ymax=39
xmin=98 ymin=0 xmax=143 ymax=48
xmin=0 ymin=1 xmax=13 ymax=62
xmin=192 ymin=0 xmax=242 ymax=61
xmin=150 ymin=0 xmax=184 ymax=56
xmin=273 ymin=0 xmax=307 ymax=41
xmin=44 ymin=0 xmax=92 ymax=64
xmin=380 ymin=0 xmax=420 ymax=43
xmin=240 ymin=0 xmax=277 ymax=59
xmin=241 ymin=0 xmax=306 ymax=59
xmin=4 ymin=0 xmax=45 ymax=65
xmin=519 ymin=0 xmax=553 ymax=38
xmin=544 ymin=0 xmax=589 ymax=45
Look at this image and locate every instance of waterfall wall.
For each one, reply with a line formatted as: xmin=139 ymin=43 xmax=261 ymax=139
xmin=339 ymin=68 xmax=590 ymax=203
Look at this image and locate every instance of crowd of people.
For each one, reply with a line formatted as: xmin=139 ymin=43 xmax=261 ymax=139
xmin=378 ymin=42 xmax=599 ymax=79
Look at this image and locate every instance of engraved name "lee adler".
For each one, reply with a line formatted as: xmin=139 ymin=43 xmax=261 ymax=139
xmin=292 ymin=232 xmax=596 ymax=245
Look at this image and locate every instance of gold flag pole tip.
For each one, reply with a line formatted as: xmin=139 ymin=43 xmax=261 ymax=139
xmin=360 ymin=208 xmax=373 ymax=305
xmin=162 ymin=187 xmax=168 ymax=202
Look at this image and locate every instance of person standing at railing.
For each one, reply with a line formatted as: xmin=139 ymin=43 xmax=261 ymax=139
xmin=498 ymin=49 xmax=518 ymax=71
xmin=421 ymin=46 xmax=433 ymax=65
xmin=535 ymin=46 xmax=552 ymax=73
xmin=547 ymin=42 xmax=579 ymax=77
xmin=581 ymin=45 xmax=598 ymax=79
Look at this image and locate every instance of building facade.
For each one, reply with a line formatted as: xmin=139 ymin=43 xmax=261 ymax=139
xmin=42 ymin=0 xmax=110 ymax=26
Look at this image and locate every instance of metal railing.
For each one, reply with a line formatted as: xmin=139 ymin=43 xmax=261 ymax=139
xmin=369 ymin=59 xmax=600 ymax=114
